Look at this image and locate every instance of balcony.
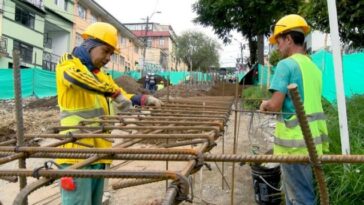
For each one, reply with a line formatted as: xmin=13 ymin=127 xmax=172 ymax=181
xmin=42 ymin=52 xmax=60 ymax=71
xmin=23 ymin=0 xmax=45 ymax=11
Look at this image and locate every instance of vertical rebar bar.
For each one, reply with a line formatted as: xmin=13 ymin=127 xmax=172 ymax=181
xmin=230 ymin=73 xmax=239 ymax=204
xmin=288 ymin=83 xmax=329 ymax=205
xmin=13 ymin=49 xmax=27 ymax=205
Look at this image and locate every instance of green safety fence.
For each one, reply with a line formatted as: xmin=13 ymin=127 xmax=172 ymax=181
xmin=0 ymin=69 xmax=214 ymax=100
xmin=0 ymin=68 xmax=56 ymax=99
xmin=258 ymin=49 xmax=364 ymax=103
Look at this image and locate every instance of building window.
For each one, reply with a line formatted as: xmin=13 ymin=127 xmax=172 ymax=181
xmin=77 ymin=4 xmax=86 ymax=19
xmin=122 ymin=37 xmax=127 ymax=46
xmin=134 ymin=46 xmax=139 ymax=53
xmin=64 ymin=0 xmax=68 ymax=11
xmin=75 ymin=33 xmax=83 ymax=46
xmin=90 ymin=13 xmax=97 ymax=23
xmin=147 ymin=37 xmax=152 ymax=48
xmin=120 ymin=56 xmax=125 ymax=66
xmin=159 ymin=38 xmax=165 ymax=46
xmin=15 ymin=7 xmax=35 ymax=29
xmin=13 ymin=40 xmax=33 ymax=63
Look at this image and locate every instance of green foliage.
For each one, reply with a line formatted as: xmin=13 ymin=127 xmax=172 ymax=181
xmin=321 ymin=95 xmax=364 ymax=204
xmin=241 ymin=86 xmax=271 ymax=110
xmin=193 ymin=0 xmax=303 ymax=66
xmin=176 ymin=31 xmax=220 ymax=71
xmin=269 ymin=50 xmax=282 ymax=67
xmin=300 ymin=0 xmax=364 ymax=49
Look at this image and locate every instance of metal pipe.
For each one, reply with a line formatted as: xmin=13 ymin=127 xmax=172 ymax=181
xmin=288 ymin=84 xmax=329 ymax=205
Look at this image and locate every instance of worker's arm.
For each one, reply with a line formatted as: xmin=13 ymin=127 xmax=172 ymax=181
xmin=260 ymin=59 xmax=291 ymax=112
xmin=99 ymin=71 xmax=159 ymax=107
xmin=260 ymin=91 xmax=285 ymax=112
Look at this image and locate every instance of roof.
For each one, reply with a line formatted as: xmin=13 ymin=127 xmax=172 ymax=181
xmin=131 ymin=31 xmax=171 ymax=38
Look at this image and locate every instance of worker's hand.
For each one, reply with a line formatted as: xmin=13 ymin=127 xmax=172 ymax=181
xmin=113 ymin=94 xmax=132 ymax=112
xmin=146 ymin=95 xmax=164 ymax=108
xmin=260 ymin=100 xmax=269 ymax=112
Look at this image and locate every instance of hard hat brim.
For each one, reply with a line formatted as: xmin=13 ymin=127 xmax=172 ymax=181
xmin=269 ymin=35 xmax=277 ymax=45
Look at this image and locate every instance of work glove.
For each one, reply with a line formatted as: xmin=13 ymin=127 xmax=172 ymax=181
xmin=146 ymin=95 xmax=164 ymax=108
xmin=113 ymin=94 xmax=132 ymax=112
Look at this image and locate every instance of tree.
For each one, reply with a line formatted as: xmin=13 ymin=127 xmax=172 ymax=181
xmin=193 ymin=0 xmax=302 ymax=67
xmin=269 ymin=49 xmax=282 ymax=67
xmin=300 ymin=0 xmax=364 ymax=49
xmin=176 ymin=31 xmax=220 ymax=71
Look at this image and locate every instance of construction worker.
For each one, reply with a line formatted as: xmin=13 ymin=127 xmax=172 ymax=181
xmin=260 ymin=14 xmax=329 ymax=205
xmin=157 ymin=80 xmax=165 ymax=90
xmin=55 ymin=22 xmax=163 ymax=205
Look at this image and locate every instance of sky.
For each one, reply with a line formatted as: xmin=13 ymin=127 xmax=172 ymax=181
xmin=95 ymin=0 xmax=249 ymax=67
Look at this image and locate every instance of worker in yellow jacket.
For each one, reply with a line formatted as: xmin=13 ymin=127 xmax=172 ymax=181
xmin=55 ymin=22 xmax=163 ymax=205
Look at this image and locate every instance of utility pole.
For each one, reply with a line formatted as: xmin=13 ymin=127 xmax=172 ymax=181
xmin=141 ymin=11 xmax=161 ymax=78
xmin=142 ymin=16 xmax=150 ymax=78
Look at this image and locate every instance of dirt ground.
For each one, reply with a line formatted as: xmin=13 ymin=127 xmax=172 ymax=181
xmin=0 ymin=80 xmax=273 ymax=205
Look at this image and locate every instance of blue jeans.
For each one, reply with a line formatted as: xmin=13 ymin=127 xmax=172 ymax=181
xmin=60 ymin=164 xmax=105 ymax=205
xmin=281 ymin=163 xmax=315 ymax=205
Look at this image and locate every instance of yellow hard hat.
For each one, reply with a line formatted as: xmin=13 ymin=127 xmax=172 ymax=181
xmin=82 ymin=22 xmax=120 ymax=52
xmin=269 ymin=14 xmax=310 ymax=45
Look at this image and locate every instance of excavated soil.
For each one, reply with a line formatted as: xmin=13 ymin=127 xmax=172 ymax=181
xmin=114 ymin=75 xmax=150 ymax=95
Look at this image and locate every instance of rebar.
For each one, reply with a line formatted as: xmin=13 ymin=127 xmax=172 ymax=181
xmin=51 ymin=125 xmax=220 ymax=133
xmin=13 ymin=49 xmax=27 ymax=205
xmin=3 ymin=153 xmax=364 ymax=164
xmin=0 ymin=139 xmax=17 ymax=146
xmin=288 ymin=84 xmax=329 ymax=205
xmin=0 ymin=146 xmax=200 ymax=156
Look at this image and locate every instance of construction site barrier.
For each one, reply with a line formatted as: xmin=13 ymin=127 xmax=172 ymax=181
xmin=0 ymin=69 xmax=213 ymax=100
xmin=258 ymin=49 xmax=364 ymax=103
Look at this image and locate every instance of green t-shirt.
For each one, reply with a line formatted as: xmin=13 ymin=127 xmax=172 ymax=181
xmin=269 ymin=57 xmax=304 ymax=119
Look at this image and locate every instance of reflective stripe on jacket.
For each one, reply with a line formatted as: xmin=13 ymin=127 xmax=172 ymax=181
xmin=274 ymin=54 xmax=329 ymax=155
xmin=55 ymin=53 xmax=133 ymax=165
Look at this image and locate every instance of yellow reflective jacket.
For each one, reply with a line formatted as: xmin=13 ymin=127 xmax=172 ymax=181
xmin=55 ymin=53 xmax=133 ymax=165
xmin=274 ymin=54 xmax=329 ymax=155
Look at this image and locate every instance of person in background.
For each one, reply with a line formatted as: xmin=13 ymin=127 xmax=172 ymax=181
xmin=260 ymin=14 xmax=329 ymax=205
xmin=55 ymin=22 xmax=163 ymax=205
xmin=144 ymin=73 xmax=150 ymax=90
xmin=148 ymin=73 xmax=156 ymax=93
xmin=156 ymin=80 xmax=165 ymax=91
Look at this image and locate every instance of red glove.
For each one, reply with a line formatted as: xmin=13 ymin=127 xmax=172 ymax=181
xmin=61 ymin=177 xmax=76 ymax=191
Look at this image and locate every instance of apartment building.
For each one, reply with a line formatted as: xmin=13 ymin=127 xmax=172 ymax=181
xmin=125 ymin=22 xmax=187 ymax=72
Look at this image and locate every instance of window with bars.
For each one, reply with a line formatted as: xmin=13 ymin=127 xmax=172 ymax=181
xmin=13 ymin=40 xmax=33 ymax=63
xmin=15 ymin=7 xmax=35 ymax=29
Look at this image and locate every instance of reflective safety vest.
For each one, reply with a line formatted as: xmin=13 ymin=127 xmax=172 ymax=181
xmin=274 ymin=54 xmax=329 ymax=155
xmin=55 ymin=54 xmax=132 ymax=165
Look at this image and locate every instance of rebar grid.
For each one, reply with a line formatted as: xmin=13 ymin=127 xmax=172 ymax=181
xmin=1 ymin=95 xmax=362 ymax=205
xmin=1 ymin=97 xmax=232 ymax=205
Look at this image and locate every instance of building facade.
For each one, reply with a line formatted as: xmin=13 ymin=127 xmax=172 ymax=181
xmin=1 ymin=0 xmax=142 ymax=72
xmin=125 ymin=22 xmax=187 ymax=72
xmin=74 ymin=0 xmax=143 ymax=72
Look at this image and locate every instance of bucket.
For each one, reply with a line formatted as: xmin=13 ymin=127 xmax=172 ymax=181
xmin=251 ymin=163 xmax=282 ymax=205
